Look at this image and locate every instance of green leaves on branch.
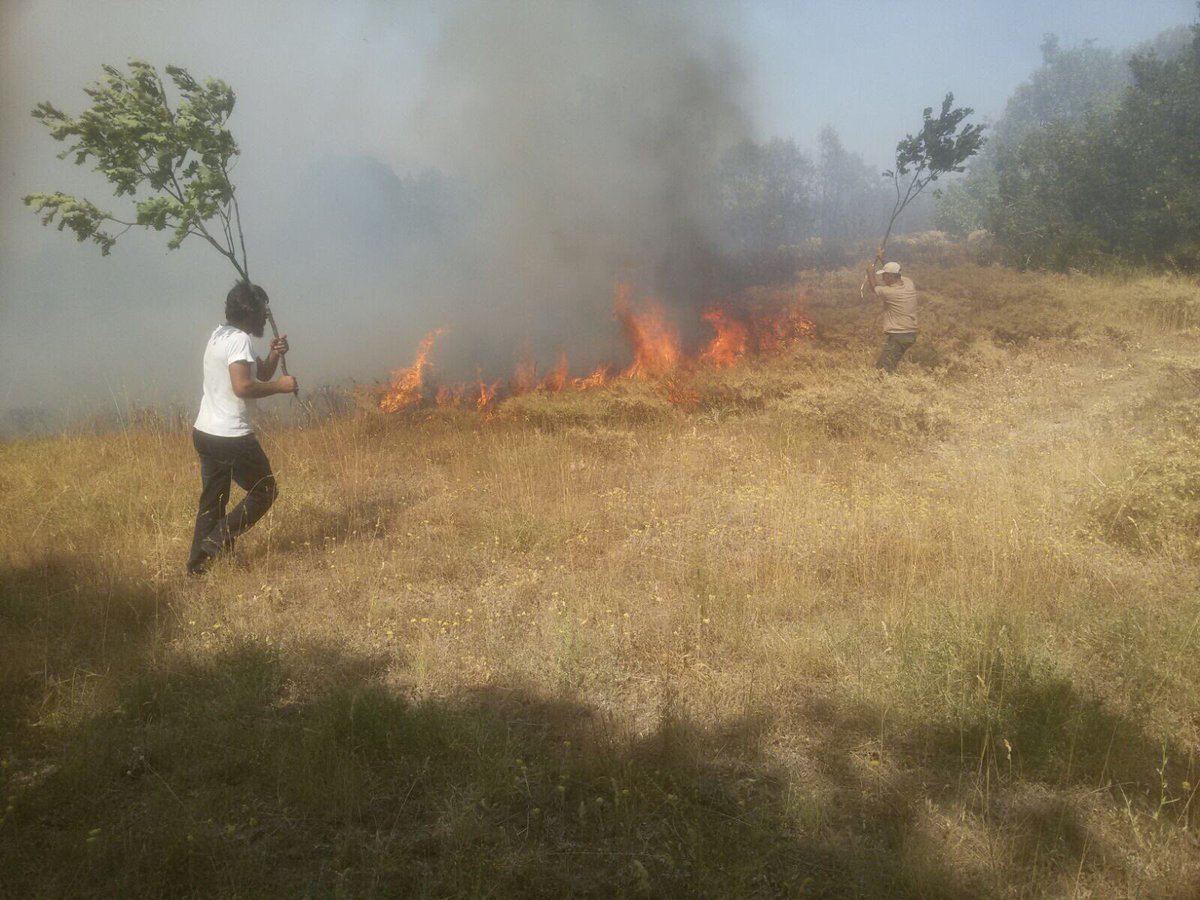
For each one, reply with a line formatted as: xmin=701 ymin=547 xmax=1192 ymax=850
xmin=25 ymin=191 xmax=123 ymax=254
xmin=879 ymin=93 xmax=986 ymax=248
xmin=23 ymin=59 xmax=251 ymax=279
xmin=892 ymin=94 xmax=986 ymax=180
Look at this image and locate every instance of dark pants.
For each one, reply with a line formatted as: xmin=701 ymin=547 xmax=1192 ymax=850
xmin=876 ymin=331 xmax=917 ymax=373
xmin=188 ymin=429 xmax=277 ymax=573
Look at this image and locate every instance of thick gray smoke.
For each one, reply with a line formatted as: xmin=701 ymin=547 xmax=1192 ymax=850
xmin=400 ymin=0 xmax=753 ymax=376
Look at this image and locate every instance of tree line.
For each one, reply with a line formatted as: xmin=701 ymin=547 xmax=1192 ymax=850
xmin=935 ymin=14 xmax=1199 ymax=270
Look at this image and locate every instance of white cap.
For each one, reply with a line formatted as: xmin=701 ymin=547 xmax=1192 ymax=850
xmin=875 ymin=261 xmax=902 ymax=276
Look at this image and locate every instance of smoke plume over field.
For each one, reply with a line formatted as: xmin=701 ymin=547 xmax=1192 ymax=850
xmin=396 ymin=0 xmax=753 ymax=377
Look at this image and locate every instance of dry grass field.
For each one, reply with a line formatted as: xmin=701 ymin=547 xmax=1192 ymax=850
xmin=2 ymin=262 xmax=1200 ymax=897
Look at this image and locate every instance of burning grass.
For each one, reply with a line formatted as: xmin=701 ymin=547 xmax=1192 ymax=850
xmin=2 ymin=263 xmax=1200 ymax=897
xmin=374 ymin=281 xmax=815 ymax=417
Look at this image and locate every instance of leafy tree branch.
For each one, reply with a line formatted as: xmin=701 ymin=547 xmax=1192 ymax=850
xmin=25 ymin=60 xmax=290 ymax=375
xmin=24 ymin=59 xmax=251 ymax=281
xmin=880 ymin=93 xmax=986 ymax=252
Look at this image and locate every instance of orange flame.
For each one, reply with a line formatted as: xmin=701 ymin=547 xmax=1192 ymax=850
xmin=700 ymin=309 xmax=750 ymax=367
xmin=751 ymin=291 xmax=813 ymax=353
xmin=542 ymin=353 xmax=569 ymax=392
xmin=379 ymin=328 xmax=446 ymax=413
xmin=378 ymin=286 xmax=813 ymax=414
xmin=614 ymin=282 xmax=681 ymax=377
xmin=476 ymin=376 xmax=501 ymax=412
xmin=572 ymin=365 xmax=610 ymax=390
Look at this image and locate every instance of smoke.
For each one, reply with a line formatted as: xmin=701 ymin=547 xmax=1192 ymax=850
xmin=0 ymin=0 xmax=757 ymax=425
xmin=397 ymin=0 xmax=754 ymax=376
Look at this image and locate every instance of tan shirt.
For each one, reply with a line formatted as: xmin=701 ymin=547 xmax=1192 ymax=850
xmin=874 ymin=276 xmax=918 ymax=333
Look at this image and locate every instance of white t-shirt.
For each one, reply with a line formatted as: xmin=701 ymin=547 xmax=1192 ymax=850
xmin=194 ymin=324 xmax=258 ymax=436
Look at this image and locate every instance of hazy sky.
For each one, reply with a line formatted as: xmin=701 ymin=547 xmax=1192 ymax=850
xmin=1 ymin=0 xmax=1194 ymax=426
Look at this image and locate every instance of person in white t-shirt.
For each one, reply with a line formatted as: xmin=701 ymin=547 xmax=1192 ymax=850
xmin=187 ymin=281 xmax=298 ymax=575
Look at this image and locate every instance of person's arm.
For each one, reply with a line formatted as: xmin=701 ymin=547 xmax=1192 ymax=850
xmin=865 ymin=245 xmax=887 ymax=294
xmin=256 ymin=335 xmax=289 ymax=381
xmin=865 ymin=263 xmax=879 ymax=293
xmin=230 ymin=360 xmax=297 ymax=398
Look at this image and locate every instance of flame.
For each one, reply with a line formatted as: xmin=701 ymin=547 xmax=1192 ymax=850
xmin=614 ymin=282 xmax=682 ymax=377
xmin=572 ymin=365 xmax=610 ymax=391
xmin=513 ymin=357 xmax=538 ymax=394
xmin=751 ymin=296 xmax=814 ymax=353
xmin=542 ymin=353 xmax=569 ymax=392
xmin=379 ymin=328 xmax=446 ymax=413
xmin=377 ymin=285 xmax=813 ymax=414
xmin=475 ymin=376 xmax=501 ymax=412
xmin=700 ymin=309 xmax=750 ymax=368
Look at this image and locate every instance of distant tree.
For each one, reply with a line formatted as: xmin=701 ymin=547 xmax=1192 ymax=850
xmin=987 ymin=118 xmax=1111 ymax=269
xmin=24 ymin=60 xmax=287 ymax=352
xmin=932 ymin=168 xmax=997 ymax=237
xmin=815 ymin=126 xmax=885 ymax=245
xmin=1108 ymin=23 xmax=1200 ymax=266
xmin=936 ymin=27 xmax=1189 ymax=238
xmin=986 ymin=10 xmax=1200 ymax=269
xmin=995 ymin=35 xmax=1129 ymax=151
xmin=717 ymin=138 xmax=816 ymax=254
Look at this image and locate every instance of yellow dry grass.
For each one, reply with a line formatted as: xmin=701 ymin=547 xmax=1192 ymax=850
xmin=2 ymin=263 xmax=1199 ymax=897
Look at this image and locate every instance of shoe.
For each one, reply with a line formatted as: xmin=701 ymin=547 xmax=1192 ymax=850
xmin=186 ymin=554 xmax=212 ymax=577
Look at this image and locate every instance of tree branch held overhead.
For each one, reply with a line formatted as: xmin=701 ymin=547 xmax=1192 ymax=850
xmin=879 ymin=93 xmax=987 ymax=251
xmin=23 ymin=59 xmax=251 ymax=282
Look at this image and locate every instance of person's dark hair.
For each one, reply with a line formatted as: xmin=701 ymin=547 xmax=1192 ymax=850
xmin=225 ymin=281 xmax=268 ymax=326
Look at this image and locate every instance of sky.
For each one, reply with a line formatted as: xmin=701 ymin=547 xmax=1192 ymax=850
xmin=1 ymin=0 xmax=1195 ymax=429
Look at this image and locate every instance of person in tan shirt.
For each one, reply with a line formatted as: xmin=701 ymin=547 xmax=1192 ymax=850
xmin=864 ymin=249 xmax=918 ymax=372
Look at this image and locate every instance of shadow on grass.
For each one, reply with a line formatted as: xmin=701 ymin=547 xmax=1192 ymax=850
xmin=0 ymin=555 xmax=167 ymax=738
xmin=2 ymin=567 xmax=1195 ymax=897
xmin=0 ymin=634 xmax=991 ymax=899
xmin=798 ymin=665 xmax=1200 ymax=897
